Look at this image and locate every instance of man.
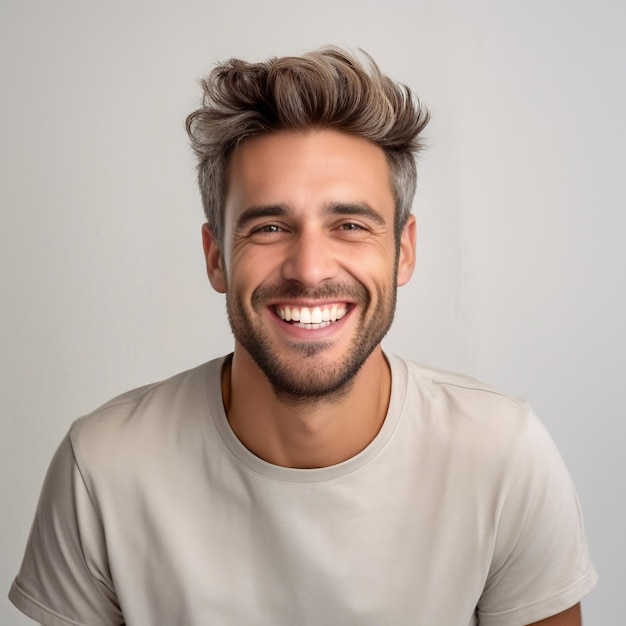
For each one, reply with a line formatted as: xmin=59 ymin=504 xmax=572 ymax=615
xmin=9 ymin=48 xmax=596 ymax=625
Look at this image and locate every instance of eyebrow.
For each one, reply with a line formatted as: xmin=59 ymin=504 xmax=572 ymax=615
xmin=235 ymin=205 xmax=290 ymax=231
xmin=324 ymin=202 xmax=387 ymax=227
xmin=234 ymin=201 xmax=388 ymax=231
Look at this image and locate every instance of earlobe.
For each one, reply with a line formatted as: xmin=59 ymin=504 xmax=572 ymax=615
xmin=397 ymin=215 xmax=416 ymax=287
xmin=202 ymin=224 xmax=227 ymax=293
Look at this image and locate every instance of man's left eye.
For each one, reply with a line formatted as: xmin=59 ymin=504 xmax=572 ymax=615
xmin=339 ymin=223 xmax=365 ymax=231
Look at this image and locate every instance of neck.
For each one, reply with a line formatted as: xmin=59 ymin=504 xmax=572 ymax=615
xmin=221 ymin=346 xmax=392 ymax=469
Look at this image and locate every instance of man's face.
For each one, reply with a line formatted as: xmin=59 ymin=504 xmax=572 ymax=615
xmin=204 ymin=129 xmax=415 ymax=402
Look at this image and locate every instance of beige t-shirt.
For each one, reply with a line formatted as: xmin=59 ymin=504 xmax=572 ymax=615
xmin=10 ymin=354 xmax=597 ymax=625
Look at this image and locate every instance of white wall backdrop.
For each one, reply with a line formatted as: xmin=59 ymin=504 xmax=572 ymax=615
xmin=1 ymin=1 xmax=623 ymax=623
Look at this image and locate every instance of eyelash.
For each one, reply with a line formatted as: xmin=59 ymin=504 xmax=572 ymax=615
xmin=248 ymin=221 xmax=370 ymax=238
xmin=246 ymin=222 xmax=288 ymax=237
xmin=255 ymin=224 xmax=283 ymax=233
xmin=338 ymin=222 xmax=366 ymax=231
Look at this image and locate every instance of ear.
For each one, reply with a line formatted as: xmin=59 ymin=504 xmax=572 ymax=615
xmin=396 ymin=214 xmax=416 ymax=286
xmin=202 ymin=223 xmax=227 ymax=293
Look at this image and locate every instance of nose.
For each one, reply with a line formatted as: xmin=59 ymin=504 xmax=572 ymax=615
xmin=281 ymin=227 xmax=339 ymax=288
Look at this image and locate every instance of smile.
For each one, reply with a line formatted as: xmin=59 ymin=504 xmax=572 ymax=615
xmin=274 ymin=304 xmax=348 ymax=329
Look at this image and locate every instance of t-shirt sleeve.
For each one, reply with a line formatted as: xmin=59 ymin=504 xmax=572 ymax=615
xmin=477 ymin=406 xmax=598 ymax=625
xmin=8 ymin=432 xmax=124 ymax=626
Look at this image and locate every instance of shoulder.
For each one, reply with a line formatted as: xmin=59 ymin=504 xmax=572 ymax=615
xmin=388 ymin=355 xmax=548 ymax=480
xmin=71 ymin=359 xmax=217 ymax=432
xmin=67 ymin=357 xmax=225 ymax=478
xmin=408 ymin=359 xmax=523 ymax=407
xmin=393 ymin=354 xmax=529 ymax=430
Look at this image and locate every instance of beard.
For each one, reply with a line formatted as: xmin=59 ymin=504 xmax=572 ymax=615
xmin=225 ymin=275 xmax=398 ymax=405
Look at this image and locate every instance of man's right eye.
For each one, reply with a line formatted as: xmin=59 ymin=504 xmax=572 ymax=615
xmin=248 ymin=223 xmax=286 ymax=239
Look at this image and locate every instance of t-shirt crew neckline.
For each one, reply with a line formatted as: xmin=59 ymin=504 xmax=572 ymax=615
xmin=205 ymin=352 xmax=409 ymax=484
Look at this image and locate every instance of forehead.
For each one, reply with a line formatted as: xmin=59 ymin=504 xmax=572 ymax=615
xmin=224 ymin=129 xmax=394 ymax=214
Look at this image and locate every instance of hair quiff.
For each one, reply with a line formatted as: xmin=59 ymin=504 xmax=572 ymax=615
xmin=186 ymin=47 xmax=430 ymax=246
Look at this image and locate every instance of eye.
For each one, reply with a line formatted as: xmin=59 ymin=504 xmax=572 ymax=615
xmin=336 ymin=222 xmax=369 ymax=235
xmin=251 ymin=223 xmax=284 ymax=235
xmin=247 ymin=222 xmax=289 ymax=243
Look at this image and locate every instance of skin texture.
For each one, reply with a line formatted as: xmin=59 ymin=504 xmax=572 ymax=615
xmin=203 ymin=129 xmax=415 ymax=468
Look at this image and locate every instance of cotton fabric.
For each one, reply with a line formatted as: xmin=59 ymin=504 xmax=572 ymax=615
xmin=9 ymin=354 xmax=597 ymax=625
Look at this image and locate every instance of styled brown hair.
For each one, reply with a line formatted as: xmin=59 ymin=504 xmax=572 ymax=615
xmin=186 ymin=47 xmax=430 ymax=246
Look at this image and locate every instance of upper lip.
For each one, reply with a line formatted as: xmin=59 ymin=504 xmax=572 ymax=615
xmin=269 ymin=299 xmax=353 ymax=307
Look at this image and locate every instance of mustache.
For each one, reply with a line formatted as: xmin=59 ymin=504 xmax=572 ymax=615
xmin=252 ymin=281 xmax=369 ymax=306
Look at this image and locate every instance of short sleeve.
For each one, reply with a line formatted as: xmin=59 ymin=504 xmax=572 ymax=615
xmin=477 ymin=407 xmax=598 ymax=625
xmin=8 ymin=433 xmax=124 ymax=626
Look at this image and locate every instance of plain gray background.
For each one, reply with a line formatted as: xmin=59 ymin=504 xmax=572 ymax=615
xmin=1 ymin=1 xmax=623 ymax=624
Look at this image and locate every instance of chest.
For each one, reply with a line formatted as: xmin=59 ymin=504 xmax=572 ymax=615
xmin=101 ymin=461 xmax=493 ymax=625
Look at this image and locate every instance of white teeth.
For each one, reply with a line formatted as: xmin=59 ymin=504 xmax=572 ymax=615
xmin=275 ymin=304 xmax=348 ymax=326
xmin=292 ymin=321 xmax=331 ymax=329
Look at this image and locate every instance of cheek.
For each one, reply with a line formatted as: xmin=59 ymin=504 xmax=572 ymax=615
xmin=239 ymin=242 xmax=293 ymax=274
xmin=346 ymin=251 xmax=396 ymax=286
xmin=228 ymin=252 xmax=278 ymax=294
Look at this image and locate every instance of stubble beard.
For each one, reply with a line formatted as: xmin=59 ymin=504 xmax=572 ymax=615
xmin=225 ymin=276 xmax=398 ymax=406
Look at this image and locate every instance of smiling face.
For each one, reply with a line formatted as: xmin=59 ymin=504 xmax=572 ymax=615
xmin=203 ymin=129 xmax=416 ymax=402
